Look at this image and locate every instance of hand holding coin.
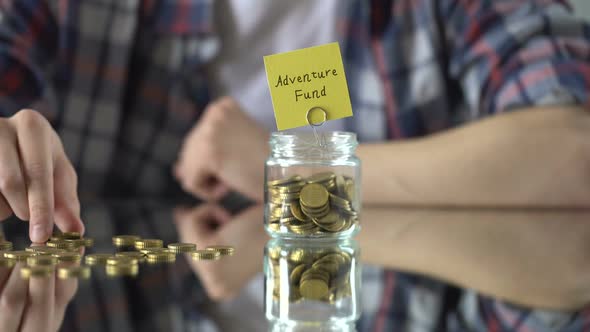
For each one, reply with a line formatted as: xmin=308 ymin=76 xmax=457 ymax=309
xmin=174 ymin=204 xmax=266 ymax=301
xmin=0 ymin=110 xmax=84 ymax=243
xmin=174 ymin=96 xmax=269 ymax=202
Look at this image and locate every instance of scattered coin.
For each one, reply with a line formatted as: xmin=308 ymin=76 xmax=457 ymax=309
xmin=85 ymin=254 xmax=113 ymax=266
xmin=58 ymin=265 xmax=91 ymax=279
xmin=206 ymin=246 xmax=234 ymax=257
xmin=116 ymin=251 xmax=146 ymax=263
xmin=191 ymin=250 xmax=221 ymax=261
xmin=27 ymin=254 xmax=58 ymax=266
xmin=0 ymin=241 xmax=13 ymax=251
xmin=21 ymin=265 xmax=54 ymax=279
xmin=134 ymin=239 xmax=163 ymax=250
xmin=4 ymin=250 xmax=36 ymax=262
xmin=167 ymin=243 xmax=197 ymax=254
xmin=112 ymin=235 xmax=141 ymax=247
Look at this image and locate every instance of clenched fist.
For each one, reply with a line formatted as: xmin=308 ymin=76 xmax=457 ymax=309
xmin=0 ymin=109 xmax=83 ymax=243
xmin=174 ymin=97 xmax=269 ymax=202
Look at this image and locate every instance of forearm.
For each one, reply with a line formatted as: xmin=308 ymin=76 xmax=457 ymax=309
xmin=359 ymin=106 xmax=590 ymax=207
xmin=358 ymin=207 xmax=590 ymax=310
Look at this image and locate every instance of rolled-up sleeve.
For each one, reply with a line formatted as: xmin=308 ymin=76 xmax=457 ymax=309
xmin=440 ymin=0 xmax=590 ymax=115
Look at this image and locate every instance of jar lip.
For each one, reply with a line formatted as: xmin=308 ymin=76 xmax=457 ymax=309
xmin=270 ymin=131 xmax=356 ymax=140
xmin=270 ymin=131 xmax=358 ymax=147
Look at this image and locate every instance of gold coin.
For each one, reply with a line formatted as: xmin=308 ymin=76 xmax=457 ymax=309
xmin=55 ymin=251 xmax=82 ymax=263
xmin=58 ymin=265 xmax=91 ymax=279
xmin=299 ymin=279 xmax=329 ymax=300
xmin=65 ymin=239 xmax=86 ymax=248
xmin=134 ymin=239 xmax=163 ymax=250
xmin=106 ymin=264 xmax=138 ymax=277
xmin=343 ymin=178 xmax=355 ymax=202
xmin=299 ymin=184 xmax=329 ymax=209
xmin=267 ymin=175 xmax=302 ymax=187
xmin=0 ymin=257 xmax=15 ymax=268
xmin=206 ymin=246 xmax=234 ymax=256
xmin=112 ymin=235 xmax=140 ymax=247
xmin=83 ymin=238 xmax=94 ymax=247
xmin=139 ymin=248 xmax=171 ymax=255
xmin=329 ymin=194 xmax=352 ymax=209
xmin=289 ymin=264 xmax=307 ymax=285
xmin=145 ymin=252 xmax=176 ymax=263
xmin=4 ymin=250 xmax=35 ymax=262
xmin=335 ymin=175 xmax=347 ymax=195
xmin=167 ymin=243 xmax=196 ymax=254
xmin=85 ymin=254 xmax=113 ymax=266
xmin=306 ymin=172 xmax=336 ymax=184
xmin=318 ymin=217 xmax=347 ymax=233
xmin=21 ymin=265 xmax=54 ymax=279
xmin=0 ymin=241 xmax=13 ymax=251
xmin=116 ymin=251 xmax=145 ymax=263
xmin=191 ymin=250 xmax=221 ymax=260
xmin=268 ymin=221 xmax=281 ymax=231
xmin=47 ymin=240 xmax=79 ymax=250
xmin=313 ymin=211 xmax=339 ymax=226
xmin=27 ymin=254 xmax=58 ymax=266
xmin=288 ymin=249 xmax=311 ymax=264
xmin=290 ymin=202 xmax=309 ymax=222
xmin=107 ymin=256 xmax=138 ymax=266
xmin=267 ymin=246 xmax=282 ymax=260
xmin=312 ymin=260 xmax=340 ymax=275
xmin=25 ymin=246 xmax=65 ymax=255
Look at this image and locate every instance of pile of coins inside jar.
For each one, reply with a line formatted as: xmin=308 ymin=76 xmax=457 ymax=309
xmin=267 ymin=172 xmax=358 ymax=235
xmin=0 ymin=232 xmax=234 ymax=279
xmin=268 ymin=246 xmax=352 ymax=303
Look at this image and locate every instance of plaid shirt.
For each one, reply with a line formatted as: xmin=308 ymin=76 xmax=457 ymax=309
xmin=1 ymin=0 xmax=590 ymax=331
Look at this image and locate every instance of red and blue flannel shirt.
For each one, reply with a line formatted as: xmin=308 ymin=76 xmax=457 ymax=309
xmin=0 ymin=0 xmax=590 ymax=331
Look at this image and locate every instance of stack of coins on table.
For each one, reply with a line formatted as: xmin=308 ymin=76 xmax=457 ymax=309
xmin=0 ymin=231 xmax=234 ymax=280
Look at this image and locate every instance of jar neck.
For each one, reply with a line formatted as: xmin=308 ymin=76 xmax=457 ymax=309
xmin=269 ymin=131 xmax=358 ymax=159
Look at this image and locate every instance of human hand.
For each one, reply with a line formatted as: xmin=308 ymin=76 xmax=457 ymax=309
xmin=174 ymin=97 xmax=269 ymax=202
xmin=0 ymin=263 xmax=79 ymax=332
xmin=0 ymin=110 xmax=83 ymax=242
xmin=173 ymin=204 xmax=267 ymax=300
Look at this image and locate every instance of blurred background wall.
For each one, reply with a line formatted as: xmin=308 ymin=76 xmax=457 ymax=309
xmin=571 ymin=0 xmax=590 ymax=19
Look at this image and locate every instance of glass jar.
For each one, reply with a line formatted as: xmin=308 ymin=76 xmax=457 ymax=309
xmin=265 ymin=132 xmax=361 ymax=239
xmin=264 ymin=238 xmax=361 ymax=331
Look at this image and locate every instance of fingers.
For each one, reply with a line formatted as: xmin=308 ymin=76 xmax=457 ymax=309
xmin=13 ymin=110 xmax=55 ymax=243
xmin=20 ymin=269 xmax=55 ymax=332
xmin=0 ymin=264 xmax=28 ymax=332
xmin=0 ymin=122 xmax=28 ymax=221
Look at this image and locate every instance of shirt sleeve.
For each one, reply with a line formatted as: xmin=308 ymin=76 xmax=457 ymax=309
xmin=450 ymin=290 xmax=589 ymax=332
xmin=0 ymin=0 xmax=57 ymax=115
xmin=439 ymin=0 xmax=590 ymax=115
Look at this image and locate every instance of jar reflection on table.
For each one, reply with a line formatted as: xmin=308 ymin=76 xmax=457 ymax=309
xmin=264 ymin=238 xmax=361 ymax=330
xmin=265 ymin=132 xmax=361 ymax=239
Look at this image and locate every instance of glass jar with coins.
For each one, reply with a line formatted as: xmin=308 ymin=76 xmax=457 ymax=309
xmin=265 ymin=131 xmax=360 ymax=238
xmin=264 ymin=238 xmax=360 ymax=331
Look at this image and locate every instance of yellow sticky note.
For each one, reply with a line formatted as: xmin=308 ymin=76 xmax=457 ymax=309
xmin=264 ymin=42 xmax=353 ymax=131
